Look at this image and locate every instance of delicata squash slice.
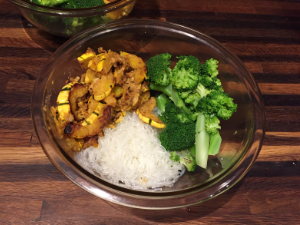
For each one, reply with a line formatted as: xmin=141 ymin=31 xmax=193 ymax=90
xmin=137 ymin=97 xmax=165 ymax=129
xmin=64 ymin=103 xmax=111 ymax=139
xmin=53 ymin=47 xmax=163 ymax=151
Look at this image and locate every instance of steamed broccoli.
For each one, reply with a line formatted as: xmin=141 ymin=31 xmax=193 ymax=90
xmin=201 ymin=58 xmax=219 ymax=78
xmin=170 ymin=151 xmax=197 ymax=172
xmin=146 ymin=53 xmax=172 ymax=86
xmin=179 ymin=83 xmax=211 ymax=109
xmin=149 ymin=83 xmax=193 ymax=117
xmin=147 ymin=54 xmax=237 ymax=170
xmin=194 ymin=90 xmax=236 ymax=168
xmin=171 ymin=55 xmax=200 ymax=90
xmin=158 ymin=102 xmax=195 ymax=151
xmin=197 ymin=90 xmax=237 ymax=120
xmin=205 ymin=115 xmax=221 ymax=135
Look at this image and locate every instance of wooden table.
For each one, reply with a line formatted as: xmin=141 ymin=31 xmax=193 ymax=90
xmin=1 ymin=0 xmax=299 ymax=223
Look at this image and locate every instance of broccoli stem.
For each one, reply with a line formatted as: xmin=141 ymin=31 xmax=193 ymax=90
xmin=195 ymin=113 xmax=210 ymax=169
xmin=149 ymin=82 xmax=193 ymax=116
xmin=189 ymin=145 xmax=196 ymax=158
xmin=149 ymin=82 xmax=172 ymax=96
xmin=156 ymin=94 xmax=169 ymax=113
xmin=208 ymin=131 xmax=222 ymax=155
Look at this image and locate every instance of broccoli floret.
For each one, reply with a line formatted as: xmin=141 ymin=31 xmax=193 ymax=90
xmin=146 ymin=53 xmax=172 ymax=86
xmin=179 ymin=83 xmax=211 ymax=109
xmin=170 ymin=151 xmax=180 ymax=162
xmin=205 ymin=115 xmax=221 ymax=135
xmin=201 ymin=58 xmax=219 ymax=78
xmin=159 ymin=102 xmax=195 ymax=151
xmin=197 ymin=90 xmax=237 ymax=120
xmin=61 ymin=0 xmax=105 ymax=8
xmin=198 ymin=76 xmax=223 ymax=92
xmin=171 ymin=55 xmax=200 ymax=90
xmin=32 ymin=0 xmax=68 ymax=6
xmin=169 ymin=150 xmax=197 ymax=172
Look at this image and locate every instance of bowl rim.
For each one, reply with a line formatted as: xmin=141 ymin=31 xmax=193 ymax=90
xmin=31 ymin=19 xmax=265 ymax=209
xmin=7 ymin=0 xmax=136 ymax=16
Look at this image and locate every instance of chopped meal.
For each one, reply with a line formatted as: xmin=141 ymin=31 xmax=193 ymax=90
xmin=52 ymin=47 xmax=237 ymax=190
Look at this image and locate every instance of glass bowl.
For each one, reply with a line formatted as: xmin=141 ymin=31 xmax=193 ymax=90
xmin=7 ymin=0 xmax=136 ymax=37
xmin=31 ymin=19 xmax=265 ymax=209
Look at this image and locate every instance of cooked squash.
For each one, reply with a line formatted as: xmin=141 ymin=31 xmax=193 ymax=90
xmin=65 ymin=103 xmax=111 ymax=139
xmin=57 ymin=82 xmax=76 ymax=122
xmin=137 ymin=97 xmax=165 ymax=128
xmin=77 ymin=49 xmax=96 ymax=69
xmin=112 ymin=86 xmax=124 ymax=98
xmin=69 ymin=83 xmax=89 ymax=121
xmin=85 ymin=68 xmax=99 ymax=84
xmin=120 ymin=52 xmax=147 ymax=84
xmin=88 ymin=53 xmax=105 ymax=71
xmin=103 ymin=92 xmax=117 ymax=107
xmin=90 ymin=73 xmax=115 ymax=101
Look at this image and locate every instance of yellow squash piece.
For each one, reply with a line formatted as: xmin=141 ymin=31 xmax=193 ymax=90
xmin=120 ymin=51 xmax=147 ymax=84
xmin=112 ymin=86 xmax=124 ymax=98
xmin=66 ymin=103 xmax=111 ymax=139
xmin=91 ymin=74 xmax=115 ymax=101
xmin=85 ymin=69 xmax=98 ymax=84
xmin=114 ymin=111 xmax=126 ymax=124
xmin=69 ymin=83 xmax=89 ymax=121
xmin=136 ymin=109 xmax=165 ymax=129
xmin=78 ymin=52 xmax=96 ymax=69
xmin=57 ymin=82 xmax=76 ymax=122
xmin=87 ymin=53 xmax=105 ymax=71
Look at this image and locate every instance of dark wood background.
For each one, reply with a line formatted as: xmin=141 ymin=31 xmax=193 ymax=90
xmin=1 ymin=0 xmax=300 ymax=224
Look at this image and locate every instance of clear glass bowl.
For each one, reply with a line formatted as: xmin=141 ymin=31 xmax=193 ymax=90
xmin=31 ymin=19 xmax=265 ymax=209
xmin=7 ymin=0 xmax=136 ymax=37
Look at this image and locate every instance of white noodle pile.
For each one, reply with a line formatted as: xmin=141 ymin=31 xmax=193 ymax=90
xmin=74 ymin=112 xmax=185 ymax=191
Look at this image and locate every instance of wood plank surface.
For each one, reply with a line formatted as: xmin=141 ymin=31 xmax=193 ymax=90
xmin=0 ymin=0 xmax=300 ymax=224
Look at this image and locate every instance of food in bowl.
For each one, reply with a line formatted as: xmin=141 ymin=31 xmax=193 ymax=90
xmin=51 ymin=46 xmax=237 ymax=191
xmin=8 ymin=0 xmax=136 ymax=37
xmin=32 ymin=19 xmax=265 ymax=208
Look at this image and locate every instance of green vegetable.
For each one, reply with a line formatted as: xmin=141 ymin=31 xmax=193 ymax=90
xmin=170 ymin=150 xmax=197 ymax=172
xmin=156 ymin=93 xmax=169 ymax=114
xmin=146 ymin=53 xmax=173 ymax=86
xmin=60 ymin=0 xmax=105 ymax=8
xmin=189 ymin=145 xmax=196 ymax=158
xmin=149 ymin=83 xmax=193 ymax=117
xmin=201 ymin=58 xmax=219 ymax=78
xmin=158 ymin=102 xmax=195 ymax=152
xmin=32 ymin=0 xmax=68 ymax=7
xmin=197 ymin=90 xmax=237 ymax=120
xmin=208 ymin=132 xmax=222 ymax=156
xmin=195 ymin=113 xmax=209 ymax=169
xmin=171 ymin=55 xmax=200 ymax=90
xmin=147 ymin=54 xmax=237 ymax=170
xmin=179 ymin=83 xmax=211 ymax=109
xmin=205 ymin=115 xmax=221 ymax=135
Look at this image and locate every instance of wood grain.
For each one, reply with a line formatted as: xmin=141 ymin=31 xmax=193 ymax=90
xmin=0 ymin=0 xmax=300 ymax=223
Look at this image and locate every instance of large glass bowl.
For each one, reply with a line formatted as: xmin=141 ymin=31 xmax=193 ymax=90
xmin=7 ymin=0 xmax=136 ymax=37
xmin=32 ymin=19 xmax=265 ymax=209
